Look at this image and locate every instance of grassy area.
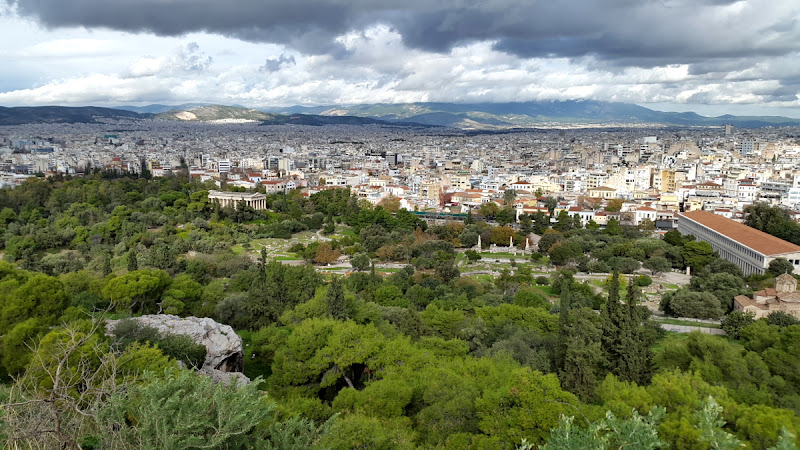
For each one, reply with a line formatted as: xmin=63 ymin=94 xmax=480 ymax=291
xmin=375 ymin=267 xmax=401 ymax=273
xmin=468 ymin=274 xmax=495 ymax=282
xmin=273 ymin=254 xmax=301 ymax=261
xmin=236 ymin=330 xmax=270 ymax=385
xmin=655 ymin=318 xmax=721 ymax=329
xmin=532 ymin=285 xmax=557 ymax=298
xmin=652 ymin=332 xmax=689 ymax=355
xmin=479 ymin=252 xmax=525 ymax=258
xmin=336 ymin=227 xmax=357 ymax=238
xmin=454 ymin=252 xmax=465 ymax=266
xmin=231 ymin=245 xmax=246 ymax=255
xmin=652 ymin=330 xmax=740 ymax=356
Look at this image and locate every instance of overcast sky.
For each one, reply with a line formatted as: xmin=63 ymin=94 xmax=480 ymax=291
xmin=1 ymin=0 xmax=799 ymax=117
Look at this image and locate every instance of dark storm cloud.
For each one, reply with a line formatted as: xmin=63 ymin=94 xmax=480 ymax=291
xmin=260 ymin=53 xmax=296 ymax=72
xmin=6 ymin=0 xmax=800 ymax=67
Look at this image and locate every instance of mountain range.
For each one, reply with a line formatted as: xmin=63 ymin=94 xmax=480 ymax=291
xmin=263 ymin=101 xmax=800 ymax=129
xmin=0 ymin=101 xmax=799 ymax=129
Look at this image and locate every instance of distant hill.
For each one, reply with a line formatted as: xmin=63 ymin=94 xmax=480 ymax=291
xmin=0 ymin=106 xmax=141 ymax=125
xmin=154 ymin=105 xmax=284 ymax=123
xmin=2 ymin=102 xmax=798 ymax=128
xmin=114 ymin=103 xmax=216 ymax=114
xmin=267 ymin=101 xmax=800 ymax=129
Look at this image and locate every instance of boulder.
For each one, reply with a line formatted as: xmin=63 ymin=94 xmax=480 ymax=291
xmin=198 ymin=367 xmax=251 ymax=387
xmin=107 ymin=315 xmax=244 ymax=373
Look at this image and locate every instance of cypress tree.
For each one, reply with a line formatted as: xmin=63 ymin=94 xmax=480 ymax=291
xmin=556 ymin=275 xmax=572 ymax=372
xmin=557 ymin=273 xmax=602 ymax=400
xmin=326 ymin=276 xmax=347 ymax=320
xmin=602 ymin=271 xmax=629 ymax=377
xmin=102 ymin=252 xmax=113 ymax=277
xmin=127 ymin=248 xmax=138 ymax=272
xmin=601 ymin=273 xmax=654 ymax=385
xmin=626 ymin=282 xmax=655 ymax=385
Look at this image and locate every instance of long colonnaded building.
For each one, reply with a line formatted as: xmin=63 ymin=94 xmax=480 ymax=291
xmin=207 ymin=190 xmax=267 ymax=210
xmin=677 ymin=210 xmax=800 ymax=276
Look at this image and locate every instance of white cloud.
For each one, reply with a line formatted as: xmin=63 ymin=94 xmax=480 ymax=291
xmin=0 ymin=11 xmax=797 ymax=116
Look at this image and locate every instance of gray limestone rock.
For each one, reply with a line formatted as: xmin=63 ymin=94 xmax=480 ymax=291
xmin=107 ymin=314 xmax=245 ymax=373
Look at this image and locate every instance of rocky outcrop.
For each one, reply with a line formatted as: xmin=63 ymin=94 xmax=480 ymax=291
xmin=107 ymin=315 xmax=245 ymax=373
xmin=198 ymin=367 xmax=251 ymax=387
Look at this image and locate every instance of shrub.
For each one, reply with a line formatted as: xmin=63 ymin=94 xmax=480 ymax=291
xmin=635 ymin=275 xmax=653 ymax=287
xmin=765 ymin=311 xmax=800 ymax=327
xmin=721 ymin=311 xmax=756 ymax=339
xmin=110 ymin=319 xmax=207 ymax=369
xmin=535 ymin=276 xmax=550 ymax=286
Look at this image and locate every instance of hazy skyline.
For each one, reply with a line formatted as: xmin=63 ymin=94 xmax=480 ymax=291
xmin=1 ymin=0 xmax=799 ymax=117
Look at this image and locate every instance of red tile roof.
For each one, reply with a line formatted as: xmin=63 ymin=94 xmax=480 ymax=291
xmin=680 ymin=210 xmax=800 ymax=256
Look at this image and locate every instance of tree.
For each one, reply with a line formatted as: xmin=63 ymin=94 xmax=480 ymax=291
xmin=314 ymin=242 xmax=341 ymax=265
xmin=545 ymin=197 xmax=558 ymax=217
xmin=768 ymin=258 xmax=794 ymax=276
xmin=548 ymin=241 xmax=583 ymax=266
xmin=1 ymin=322 xmax=174 ymax=449
xmin=490 ymin=225 xmax=516 ymax=246
xmin=605 ymin=199 xmax=623 ymax=212
xmin=765 ymin=311 xmax=800 ymax=327
xmin=465 ymin=209 xmax=475 ymax=225
xmin=721 ymin=311 xmax=756 ymax=339
xmin=127 ymin=248 xmax=138 ymax=272
xmin=660 ymin=289 xmax=723 ymax=319
xmin=326 ymin=277 xmax=347 ymax=320
xmin=533 ymin=211 xmax=550 ymax=234
xmin=496 ymin=208 xmax=515 ymax=226
xmin=644 ymin=256 xmax=671 ymax=276
xmin=102 ymin=269 xmax=171 ymax=314
xmin=478 ymin=202 xmax=500 ymax=220
xmin=560 ymin=307 xmax=603 ymax=400
xmin=476 ymin=368 xmax=581 ymax=446
xmin=604 ymin=218 xmax=622 ymax=236
xmin=378 ymin=195 xmax=401 ymax=213
xmin=682 ymin=241 xmax=715 ymax=273
xmin=538 ymin=230 xmax=563 ymax=254
xmin=350 ymin=253 xmax=371 ymax=272
xmin=554 ymin=210 xmax=574 ymax=232
xmin=503 ymin=188 xmax=517 ymax=205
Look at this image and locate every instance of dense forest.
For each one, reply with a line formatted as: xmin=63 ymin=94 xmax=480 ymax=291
xmin=0 ymin=173 xmax=798 ymax=449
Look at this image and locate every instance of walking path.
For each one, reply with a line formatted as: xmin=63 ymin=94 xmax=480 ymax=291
xmin=659 ymin=324 xmax=726 ymax=335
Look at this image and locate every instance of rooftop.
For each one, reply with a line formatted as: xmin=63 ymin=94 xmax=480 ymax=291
xmin=679 ymin=210 xmax=800 ymax=256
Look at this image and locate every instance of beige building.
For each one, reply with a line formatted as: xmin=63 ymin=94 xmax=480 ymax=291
xmin=734 ymin=274 xmax=800 ymax=319
xmin=587 ymin=186 xmax=617 ymax=199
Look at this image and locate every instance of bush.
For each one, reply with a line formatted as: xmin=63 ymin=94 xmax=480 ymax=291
xmin=465 ymin=250 xmax=481 ymax=261
xmin=156 ymin=334 xmax=207 ymax=369
xmin=535 ymin=276 xmax=549 ymax=286
xmin=531 ymin=253 xmax=543 ymax=261
xmin=110 ymin=319 xmax=207 ymax=369
xmin=721 ymin=311 xmax=756 ymax=339
xmin=635 ymin=275 xmax=653 ymax=287
xmin=765 ymin=311 xmax=800 ymax=327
